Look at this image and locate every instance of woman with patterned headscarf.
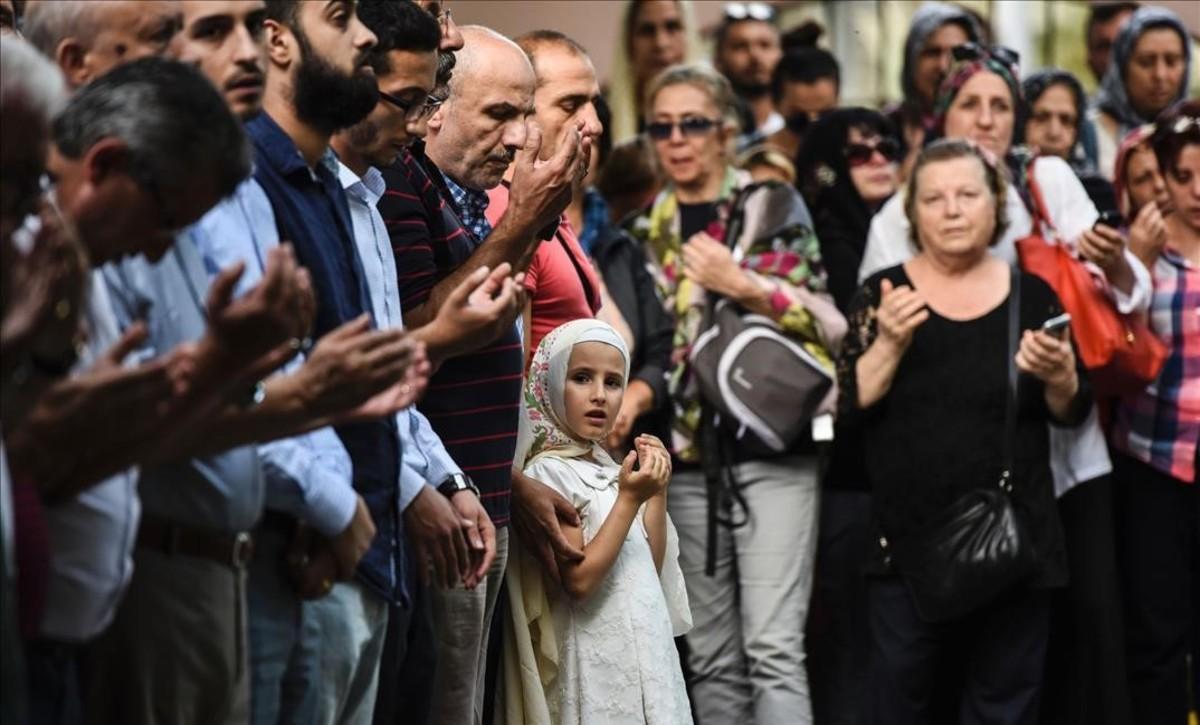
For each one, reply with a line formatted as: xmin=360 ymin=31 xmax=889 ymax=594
xmin=1091 ymin=6 xmax=1192 ymax=181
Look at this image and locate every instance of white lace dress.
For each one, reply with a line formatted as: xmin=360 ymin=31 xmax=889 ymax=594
xmin=524 ymin=455 xmax=693 ymax=725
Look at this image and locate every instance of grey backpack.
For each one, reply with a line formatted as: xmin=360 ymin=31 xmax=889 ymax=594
xmin=688 ymin=181 xmax=834 ymax=453
xmin=691 ymin=298 xmax=833 ymax=452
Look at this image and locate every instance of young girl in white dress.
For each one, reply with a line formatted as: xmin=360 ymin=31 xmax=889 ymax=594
xmin=503 ymin=319 xmax=693 ymax=725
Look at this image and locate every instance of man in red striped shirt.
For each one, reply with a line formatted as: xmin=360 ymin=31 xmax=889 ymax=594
xmin=377 ymin=23 xmax=586 ymax=725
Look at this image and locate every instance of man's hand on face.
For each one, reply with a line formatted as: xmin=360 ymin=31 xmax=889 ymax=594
xmin=501 ymin=119 xmax=590 ymax=241
xmin=1 ymin=203 xmax=90 ymax=372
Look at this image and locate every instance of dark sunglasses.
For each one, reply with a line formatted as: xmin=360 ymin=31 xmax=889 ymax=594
xmin=951 ymin=42 xmax=1020 ymax=68
xmin=723 ymin=2 xmax=775 ymax=23
xmin=844 ymin=137 xmax=901 ymax=167
xmin=379 ymin=91 xmax=443 ymax=122
xmin=646 ymin=117 xmax=721 ymax=141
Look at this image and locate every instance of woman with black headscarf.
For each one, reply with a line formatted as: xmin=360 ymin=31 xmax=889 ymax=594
xmin=1091 ymin=5 xmax=1192 ymax=181
xmin=1021 ymin=68 xmax=1117 ymax=213
xmin=794 ymin=108 xmax=901 ymax=725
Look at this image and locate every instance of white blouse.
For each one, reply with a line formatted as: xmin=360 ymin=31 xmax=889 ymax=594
xmin=519 ymin=454 xmax=693 ymax=725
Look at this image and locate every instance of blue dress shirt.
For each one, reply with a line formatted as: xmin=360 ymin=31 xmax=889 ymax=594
xmin=246 ymin=112 xmax=404 ymax=605
xmin=188 ymin=178 xmax=357 ymax=538
xmin=101 ymin=239 xmax=264 ymax=533
xmin=337 ymin=161 xmax=462 ymax=508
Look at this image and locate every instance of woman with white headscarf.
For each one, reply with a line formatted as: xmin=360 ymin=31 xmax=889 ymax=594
xmin=502 ymin=319 xmax=692 ymax=725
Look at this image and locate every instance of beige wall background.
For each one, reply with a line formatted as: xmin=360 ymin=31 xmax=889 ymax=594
xmin=449 ymin=0 xmax=1199 ymax=106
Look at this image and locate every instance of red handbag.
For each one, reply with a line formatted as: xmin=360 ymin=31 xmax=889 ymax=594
xmin=1015 ymin=160 xmax=1166 ymax=398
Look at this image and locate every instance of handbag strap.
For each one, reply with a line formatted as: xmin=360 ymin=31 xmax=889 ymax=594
xmin=1001 ymin=266 xmax=1021 ymax=493
xmin=1022 ymin=157 xmax=1060 ymax=239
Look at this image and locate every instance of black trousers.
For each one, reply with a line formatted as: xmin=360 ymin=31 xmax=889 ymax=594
xmin=807 ymin=490 xmax=872 ymax=725
xmin=869 ymin=577 xmax=1051 ymax=725
xmin=1040 ymin=474 xmax=1131 ymax=725
xmin=1113 ymin=452 xmax=1199 ymax=725
xmin=372 ymin=551 xmax=437 ymax=725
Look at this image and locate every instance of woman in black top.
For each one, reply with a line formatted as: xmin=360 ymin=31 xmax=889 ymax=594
xmin=838 ymin=140 xmax=1090 ymax=725
xmin=793 ymin=108 xmax=901 ymax=725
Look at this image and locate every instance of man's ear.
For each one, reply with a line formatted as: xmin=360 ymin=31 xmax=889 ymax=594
xmin=54 ymin=38 xmax=90 ymax=88
xmin=263 ymin=18 xmax=295 ymax=70
xmin=426 ymin=101 xmax=447 ymax=134
xmin=82 ymin=138 xmax=133 ymax=186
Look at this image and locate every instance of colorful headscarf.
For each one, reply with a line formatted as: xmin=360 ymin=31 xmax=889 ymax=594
xmin=522 ymin=319 xmax=631 ymax=469
xmin=1095 ymin=6 xmax=1192 ymax=133
xmin=931 ymin=45 xmax=1023 ymax=140
xmin=1112 ymin=123 xmax=1158 ymax=218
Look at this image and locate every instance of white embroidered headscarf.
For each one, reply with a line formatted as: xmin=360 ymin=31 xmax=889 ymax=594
xmin=521 ymin=319 xmax=630 ymax=469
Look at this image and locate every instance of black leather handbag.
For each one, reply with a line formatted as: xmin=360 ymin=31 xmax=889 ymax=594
xmin=888 ymin=268 xmax=1036 ymax=623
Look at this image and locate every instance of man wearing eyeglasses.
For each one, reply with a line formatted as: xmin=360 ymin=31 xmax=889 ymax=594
xmin=329 ymin=3 xmax=531 ymax=720
xmin=714 ymin=2 xmax=783 ymax=150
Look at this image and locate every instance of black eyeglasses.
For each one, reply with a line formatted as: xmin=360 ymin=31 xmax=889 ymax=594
xmin=844 ymin=137 xmax=901 ymax=167
xmin=379 ymin=92 xmax=444 ymax=122
xmin=723 ymin=2 xmax=775 ymax=22
xmin=951 ymin=42 xmax=1020 ymax=68
xmin=646 ymin=117 xmax=721 ymax=141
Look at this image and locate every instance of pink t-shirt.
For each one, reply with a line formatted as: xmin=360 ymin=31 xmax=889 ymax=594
xmin=486 ymin=184 xmax=601 ymax=362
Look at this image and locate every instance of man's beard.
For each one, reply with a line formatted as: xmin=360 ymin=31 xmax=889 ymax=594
xmin=730 ymin=76 xmax=771 ymax=99
xmin=292 ymin=27 xmax=379 ymax=135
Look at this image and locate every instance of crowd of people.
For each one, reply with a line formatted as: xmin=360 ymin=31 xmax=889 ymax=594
xmin=0 ymin=1 xmax=1196 ymax=725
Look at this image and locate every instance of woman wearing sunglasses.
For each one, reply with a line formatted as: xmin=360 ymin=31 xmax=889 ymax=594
xmin=622 ymin=63 xmax=843 ymax=724
xmin=859 ymin=43 xmax=1152 ymax=725
xmin=792 ymin=107 xmax=899 ymax=724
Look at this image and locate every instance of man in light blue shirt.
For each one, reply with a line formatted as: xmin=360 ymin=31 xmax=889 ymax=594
xmin=330 ymin=8 xmax=507 ymax=724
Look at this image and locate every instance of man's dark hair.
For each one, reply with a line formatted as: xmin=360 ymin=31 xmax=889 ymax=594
xmin=358 ymin=0 xmax=440 ymax=75
xmin=714 ymin=11 xmax=777 ymax=55
xmin=771 ymin=47 xmax=840 ymax=103
xmin=515 ymin=30 xmax=590 ymax=87
xmin=53 ymin=57 xmax=250 ymax=199
xmin=263 ymin=0 xmax=298 ymax=27
xmin=1087 ymin=2 xmax=1139 ymax=37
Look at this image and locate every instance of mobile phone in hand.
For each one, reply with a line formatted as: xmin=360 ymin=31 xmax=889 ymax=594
xmin=1041 ymin=312 xmax=1072 ymax=339
xmin=1095 ymin=210 xmax=1123 ymax=229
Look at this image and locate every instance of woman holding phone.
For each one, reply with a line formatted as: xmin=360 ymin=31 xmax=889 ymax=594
xmin=857 ymin=44 xmax=1148 ymax=725
xmin=839 ymin=138 xmax=1090 ymax=724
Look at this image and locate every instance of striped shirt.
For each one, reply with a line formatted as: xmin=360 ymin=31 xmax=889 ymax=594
xmin=379 ymin=147 xmax=523 ymax=525
xmin=1111 ymin=247 xmax=1200 ymax=483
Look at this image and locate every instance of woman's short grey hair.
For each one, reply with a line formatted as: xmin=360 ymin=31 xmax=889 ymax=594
xmin=904 ymin=138 xmax=1010 ymax=250
xmin=52 ymin=57 xmax=251 ymax=202
xmin=0 ymin=35 xmax=67 ymax=126
xmin=642 ymin=62 xmax=740 ymax=130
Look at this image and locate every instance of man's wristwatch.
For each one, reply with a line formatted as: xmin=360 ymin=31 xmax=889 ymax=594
xmin=437 ymin=473 xmax=480 ymax=499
